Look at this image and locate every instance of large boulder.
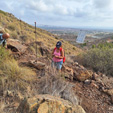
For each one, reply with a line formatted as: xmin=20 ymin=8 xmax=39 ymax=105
xmin=74 ymin=69 xmax=93 ymax=82
xmin=17 ymin=94 xmax=86 ymax=113
xmin=62 ymin=62 xmax=93 ymax=82
xmin=72 ymin=62 xmax=93 ymax=81
xmin=7 ymin=39 xmax=27 ymax=53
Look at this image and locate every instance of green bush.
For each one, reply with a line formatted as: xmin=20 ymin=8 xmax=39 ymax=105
xmin=78 ymin=48 xmax=113 ymax=76
xmin=80 ymin=43 xmax=87 ymax=47
xmin=96 ymin=42 xmax=113 ymax=49
xmin=92 ymin=45 xmax=96 ymax=48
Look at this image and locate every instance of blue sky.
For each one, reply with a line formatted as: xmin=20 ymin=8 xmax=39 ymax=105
xmin=0 ymin=0 xmax=113 ymax=28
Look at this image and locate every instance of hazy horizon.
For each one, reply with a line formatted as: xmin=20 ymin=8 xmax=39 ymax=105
xmin=36 ymin=24 xmax=113 ymax=31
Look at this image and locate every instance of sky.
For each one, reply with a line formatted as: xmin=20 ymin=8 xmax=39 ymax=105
xmin=0 ymin=0 xmax=113 ymax=28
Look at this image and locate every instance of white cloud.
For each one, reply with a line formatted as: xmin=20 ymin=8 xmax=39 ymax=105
xmin=0 ymin=0 xmax=113 ymax=28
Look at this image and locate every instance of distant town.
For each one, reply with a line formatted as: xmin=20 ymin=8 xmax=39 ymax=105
xmin=37 ymin=25 xmax=113 ymax=49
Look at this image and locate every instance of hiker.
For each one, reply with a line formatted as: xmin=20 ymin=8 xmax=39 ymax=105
xmin=52 ymin=41 xmax=65 ymax=71
xmin=0 ymin=33 xmax=10 ymax=48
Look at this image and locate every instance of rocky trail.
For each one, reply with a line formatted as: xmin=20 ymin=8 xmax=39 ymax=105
xmin=4 ymin=38 xmax=113 ymax=113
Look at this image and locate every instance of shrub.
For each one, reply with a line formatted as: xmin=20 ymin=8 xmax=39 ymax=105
xmin=80 ymin=43 xmax=87 ymax=47
xmin=8 ymin=24 xmax=15 ymax=31
xmin=97 ymin=42 xmax=113 ymax=49
xmin=78 ymin=48 xmax=113 ymax=76
xmin=92 ymin=45 xmax=96 ymax=48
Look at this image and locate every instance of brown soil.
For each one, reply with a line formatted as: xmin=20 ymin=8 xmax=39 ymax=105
xmin=73 ymin=81 xmax=112 ymax=113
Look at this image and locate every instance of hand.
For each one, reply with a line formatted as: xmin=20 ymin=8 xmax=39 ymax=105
xmin=55 ymin=55 xmax=59 ymax=58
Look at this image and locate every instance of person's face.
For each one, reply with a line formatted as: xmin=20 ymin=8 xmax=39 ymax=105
xmin=56 ymin=46 xmax=61 ymax=50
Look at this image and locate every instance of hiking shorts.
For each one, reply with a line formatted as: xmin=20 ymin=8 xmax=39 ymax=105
xmin=52 ymin=60 xmax=63 ymax=70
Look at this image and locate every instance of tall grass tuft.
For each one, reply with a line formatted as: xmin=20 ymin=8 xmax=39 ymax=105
xmin=36 ymin=75 xmax=79 ymax=105
xmin=0 ymin=47 xmax=36 ymax=91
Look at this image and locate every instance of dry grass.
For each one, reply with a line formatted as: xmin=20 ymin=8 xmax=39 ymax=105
xmin=0 ymin=47 xmax=36 ymax=92
xmin=0 ymin=59 xmax=36 ymax=90
xmin=36 ymin=75 xmax=79 ymax=105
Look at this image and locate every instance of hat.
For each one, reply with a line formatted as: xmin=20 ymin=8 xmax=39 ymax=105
xmin=56 ymin=41 xmax=62 ymax=48
xmin=2 ymin=33 xmax=10 ymax=39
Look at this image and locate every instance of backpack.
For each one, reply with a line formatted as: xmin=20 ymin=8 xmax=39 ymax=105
xmin=0 ymin=34 xmax=6 ymax=46
xmin=54 ymin=47 xmax=66 ymax=63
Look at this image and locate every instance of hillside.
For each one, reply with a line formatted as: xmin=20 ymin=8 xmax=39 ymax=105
xmin=0 ymin=10 xmax=113 ymax=113
xmin=0 ymin=10 xmax=81 ymax=56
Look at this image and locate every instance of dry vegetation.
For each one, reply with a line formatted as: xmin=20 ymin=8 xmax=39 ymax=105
xmin=35 ymin=75 xmax=79 ymax=105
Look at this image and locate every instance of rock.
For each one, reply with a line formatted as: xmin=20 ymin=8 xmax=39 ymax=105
xmin=74 ymin=69 xmax=93 ymax=82
xmin=36 ymin=41 xmax=44 ymax=46
xmin=84 ymin=80 xmax=91 ymax=85
xmin=62 ymin=65 xmax=74 ymax=80
xmin=92 ymin=73 xmax=99 ymax=80
xmin=72 ymin=63 xmax=93 ymax=82
xmin=73 ymin=62 xmax=79 ymax=66
xmin=4 ymin=90 xmax=14 ymax=97
xmin=111 ymin=95 xmax=113 ymax=104
xmin=103 ymin=89 xmax=113 ymax=104
xmin=91 ymin=81 xmax=99 ymax=89
xmin=109 ymin=106 xmax=113 ymax=111
xmin=7 ymin=39 xmax=27 ymax=53
xmin=17 ymin=94 xmax=86 ymax=113
xmin=28 ymin=60 xmax=45 ymax=70
xmin=39 ymin=46 xmax=51 ymax=57
xmin=104 ymin=89 xmax=113 ymax=96
xmin=101 ymin=74 xmax=106 ymax=77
